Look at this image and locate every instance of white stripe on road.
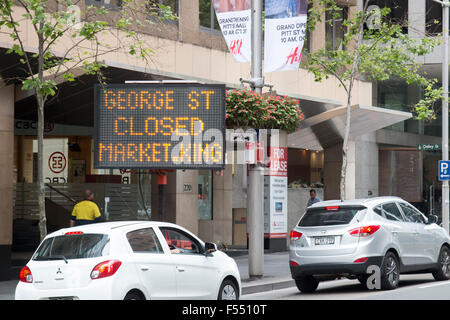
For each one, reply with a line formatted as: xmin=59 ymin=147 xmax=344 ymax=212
xmin=418 ymin=281 xmax=450 ymax=289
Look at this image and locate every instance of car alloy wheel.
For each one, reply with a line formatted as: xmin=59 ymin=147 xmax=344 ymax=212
xmin=218 ymin=279 xmax=238 ymax=300
xmin=221 ymin=284 xmax=237 ymax=300
xmin=440 ymin=249 xmax=450 ymax=278
xmin=386 ymin=256 xmax=399 ymax=287
xmin=433 ymin=246 xmax=450 ymax=281
xmin=382 ymin=253 xmax=399 ymax=290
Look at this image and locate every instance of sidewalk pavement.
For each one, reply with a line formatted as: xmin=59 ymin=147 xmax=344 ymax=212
xmin=0 ymin=251 xmax=294 ymax=300
xmin=233 ymin=251 xmax=295 ymax=295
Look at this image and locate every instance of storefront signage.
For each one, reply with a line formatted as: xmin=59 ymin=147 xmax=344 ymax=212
xmin=94 ymin=83 xmax=226 ymax=169
xmin=418 ymin=144 xmax=441 ymax=151
xmin=264 ymin=146 xmax=288 ymax=239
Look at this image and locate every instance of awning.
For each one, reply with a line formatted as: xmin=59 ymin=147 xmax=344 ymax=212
xmin=288 ymin=104 xmax=413 ymax=150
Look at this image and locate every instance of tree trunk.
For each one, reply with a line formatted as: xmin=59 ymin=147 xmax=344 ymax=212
xmin=37 ymin=93 xmax=47 ymax=241
xmin=339 ymin=99 xmax=352 ymax=201
xmin=37 ymin=29 xmax=47 ymax=241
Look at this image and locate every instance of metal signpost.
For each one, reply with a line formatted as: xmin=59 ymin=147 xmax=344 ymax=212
xmin=247 ymin=0 xmax=265 ymax=278
xmin=433 ymin=0 xmax=450 ymax=233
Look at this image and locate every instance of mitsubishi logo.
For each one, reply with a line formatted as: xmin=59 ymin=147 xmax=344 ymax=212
xmin=56 ymin=268 xmax=62 ymax=275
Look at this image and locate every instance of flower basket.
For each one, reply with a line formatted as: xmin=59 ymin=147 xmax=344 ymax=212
xmin=225 ymin=88 xmax=304 ymax=133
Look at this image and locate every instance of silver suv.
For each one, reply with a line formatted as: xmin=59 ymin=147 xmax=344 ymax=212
xmin=289 ymin=196 xmax=450 ymax=293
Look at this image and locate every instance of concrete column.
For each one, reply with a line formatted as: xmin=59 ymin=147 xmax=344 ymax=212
xmin=310 ymin=0 xmax=326 ymax=52
xmin=408 ymin=0 xmax=426 ymax=39
xmin=178 ymin=0 xmax=200 ymax=43
xmin=0 ymin=85 xmax=14 ymax=280
xmin=323 ymin=140 xmax=356 ymax=200
xmin=344 ymin=140 xmax=356 ymax=200
xmin=323 ymin=144 xmax=342 ymax=200
xmin=355 ymin=133 xmax=379 ymax=198
xmin=324 ymin=134 xmax=379 ymax=201
xmin=175 ymin=170 xmax=199 ymax=235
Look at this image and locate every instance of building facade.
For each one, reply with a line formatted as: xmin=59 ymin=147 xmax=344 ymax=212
xmin=0 ymin=0 xmax=424 ymax=279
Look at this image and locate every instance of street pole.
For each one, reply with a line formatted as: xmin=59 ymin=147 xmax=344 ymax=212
xmin=437 ymin=0 xmax=450 ymax=234
xmin=248 ymin=0 xmax=264 ymax=278
xmin=444 ymin=3 xmax=449 ymax=234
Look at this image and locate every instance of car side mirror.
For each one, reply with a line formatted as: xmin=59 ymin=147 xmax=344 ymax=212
xmin=204 ymin=242 xmax=217 ymax=256
xmin=428 ymin=214 xmax=438 ymax=224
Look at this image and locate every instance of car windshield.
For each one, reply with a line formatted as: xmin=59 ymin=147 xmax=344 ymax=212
xmin=32 ymin=233 xmax=109 ymax=261
xmin=299 ymin=206 xmax=366 ymax=227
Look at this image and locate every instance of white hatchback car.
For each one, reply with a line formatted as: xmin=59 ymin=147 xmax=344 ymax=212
xmin=15 ymin=221 xmax=241 ymax=300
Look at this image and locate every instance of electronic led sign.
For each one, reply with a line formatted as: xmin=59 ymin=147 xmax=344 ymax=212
xmin=94 ymin=83 xmax=225 ymax=169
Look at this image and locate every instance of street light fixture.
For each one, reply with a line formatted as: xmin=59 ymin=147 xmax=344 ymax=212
xmin=433 ymin=0 xmax=449 ymax=233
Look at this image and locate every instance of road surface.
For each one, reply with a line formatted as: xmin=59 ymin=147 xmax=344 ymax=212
xmin=242 ymin=274 xmax=450 ymax=300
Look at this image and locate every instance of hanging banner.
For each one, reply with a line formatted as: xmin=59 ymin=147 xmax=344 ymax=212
xmin=213 ymin=0 xmax=252 ymax=63
xmin=264 ymin=0 xmax=308 ymax=73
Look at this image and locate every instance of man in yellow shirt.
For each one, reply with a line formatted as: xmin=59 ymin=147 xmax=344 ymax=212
xmin=70 ymin=189 xmax=102 ymax=227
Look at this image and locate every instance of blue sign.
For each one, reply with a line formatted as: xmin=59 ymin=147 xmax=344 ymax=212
xmin=439 ymin=161 xmax=450 ymax=181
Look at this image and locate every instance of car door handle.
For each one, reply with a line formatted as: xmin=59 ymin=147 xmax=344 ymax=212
xmin=392 ymin=231 xmax=398 ymax=234
xmin=140 ymin=266 xmax=150 ymax=271
xmin=177 ymin=267 xmax=185 ymax=272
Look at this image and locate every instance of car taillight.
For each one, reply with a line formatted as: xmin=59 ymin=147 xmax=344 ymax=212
xmin=90 ymin=260 xmax=122 ymax=280
xmin=349 ymin=225 xmax=380 ymax=237
xmin=325 ymin=206 xmax=340 ymax=211
xmin=354 ymin=257 xmax=368 ymax=263
xmin=290 ymin=230 xmax=302 ymax=241
xmin=19 ymin=266 xmax=33 ymax=283
xmin=65 ymin=231 xmax=83 ymax=235
xmin=290 ymin=260 xmax=299 ymax=266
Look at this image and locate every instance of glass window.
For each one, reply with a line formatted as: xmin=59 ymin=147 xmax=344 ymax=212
xmin=381 ymin=202 xmax=404 ymax=222
xmin=160 ymin=227 xmax=203 ymax=254
xmin=426 ymin=0 xmax=443 ymax=35
xmin=146 ymin=0 xmax=179 ymax=17
xmin=373 ymin=205 xmax=384 ymax=218
xmin=198 ymin=170 xmax=213 ymax=220
xmin=33 ymin=234 xmax=110 ymax=261
xmin=200 ymin=0 xmax=220 ymax=30
xmin=325 ymin=5 xmax=348 ymax=51
xmin=364 ymin=0 xmax=408 ymax=34
xmin=299 ymin=206 xmax=366 ymax=227
xmin=398 ymin=203 xmax=426 ymax=224
xmin=127 ymin=228 xmax=163 ymax=253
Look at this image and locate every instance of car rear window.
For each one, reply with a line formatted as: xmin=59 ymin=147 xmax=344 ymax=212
xmin=32 ymin=233 xmax=109 ymax=261
xmin=298 ymin=206 xmax=366 ymax=227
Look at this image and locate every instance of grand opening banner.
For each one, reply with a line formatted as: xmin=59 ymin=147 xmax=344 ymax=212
xmin=213 ymin=0 xmax=252 ymax=63
xmin=264 ymin=0 xmax=308 ymax=73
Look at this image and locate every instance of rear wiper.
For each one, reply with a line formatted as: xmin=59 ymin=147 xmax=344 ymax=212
xmin=37 ymin=255 xmax=69 ymax=264
xmin=323 ymin=220 xmax=346 ymax=225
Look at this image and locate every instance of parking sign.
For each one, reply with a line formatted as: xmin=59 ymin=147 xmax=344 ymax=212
xmin=439 ymin=160 xmax=450 ymax=181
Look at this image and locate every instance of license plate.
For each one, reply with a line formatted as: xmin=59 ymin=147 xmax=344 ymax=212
xmin=315 ymin=237 xmax=335 ymax=245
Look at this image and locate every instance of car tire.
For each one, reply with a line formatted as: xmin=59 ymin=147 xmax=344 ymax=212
xmin=295 ymin=276 xmax=319 ymax=293
xmin=432 ymin=246 xmax=450 ymax=281
xmin=124 ymin=292 xmax=144 ymax=300
xmin=380 ymin=252 xmax=400 ymax=290
xmin=218 ymin=279 xmax=239 ymax=300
